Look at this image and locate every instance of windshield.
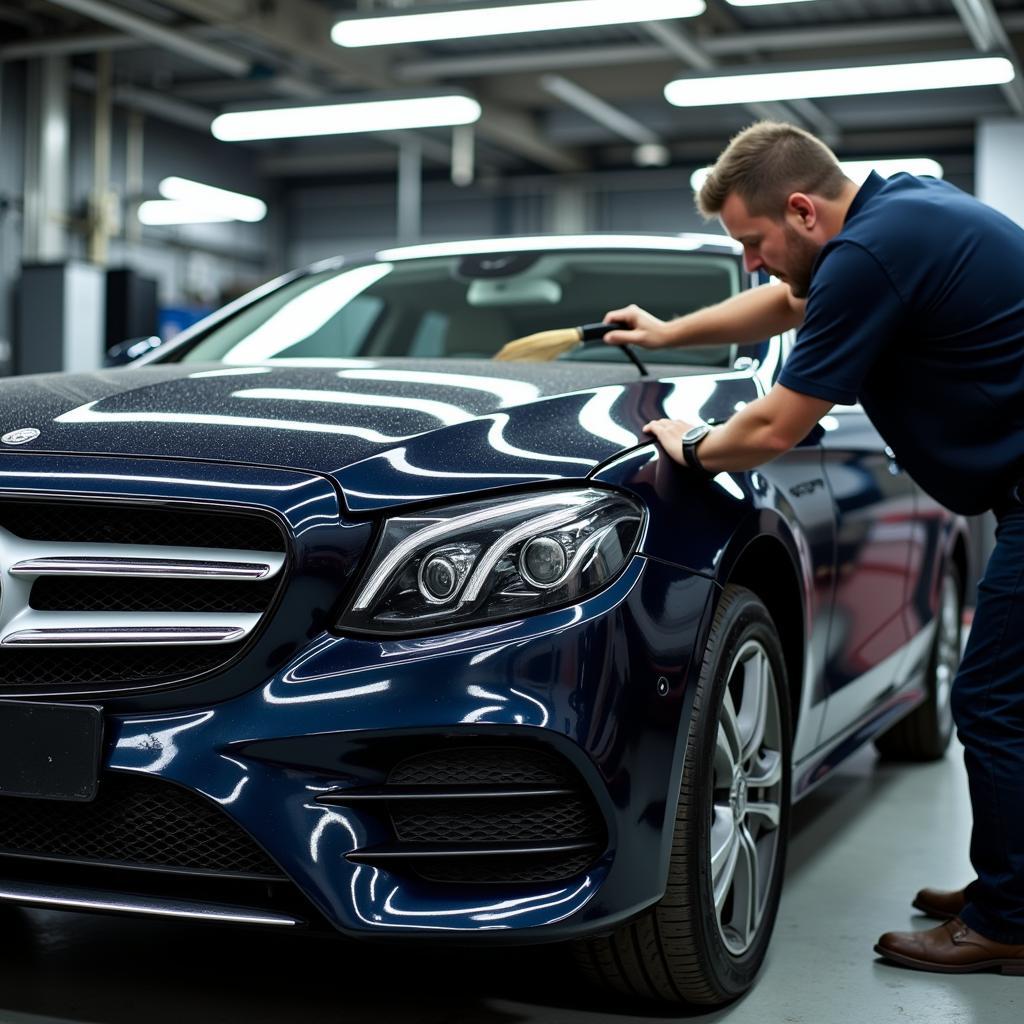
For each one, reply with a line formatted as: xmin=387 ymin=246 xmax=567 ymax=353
xmin=170 ymin=248 xmax=742 ymax=367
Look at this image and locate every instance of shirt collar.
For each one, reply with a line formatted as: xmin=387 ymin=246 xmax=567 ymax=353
xmin=845 ymin=170 xmax=885 ymax=224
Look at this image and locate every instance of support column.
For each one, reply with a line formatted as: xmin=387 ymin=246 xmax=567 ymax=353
xmin=125 ymin=109 xmax=144 ymax=244
xmin=397 ymin=137 xmax=422 ymax=244
xmin=547 ymin=182 xmax=589 ymax=235
xmin=451 ymin=124 xmax=475 ymax=188
xmin=23 ymin=56 xmax=70 ymax=261
xmin=88 ymin=50 xmax=113 ymax=265
xmin=977 ymin=118 xmax=1024 ymax=226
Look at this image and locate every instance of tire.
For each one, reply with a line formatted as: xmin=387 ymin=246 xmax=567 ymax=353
xmin=874 ymin=562 xmax=962 ymax=761
xmin=573 ymin=585 xmax=792 ymax=1006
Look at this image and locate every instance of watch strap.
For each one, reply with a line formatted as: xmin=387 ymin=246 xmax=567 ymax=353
xmin=682 ymin=425 xmax=713 ymax=474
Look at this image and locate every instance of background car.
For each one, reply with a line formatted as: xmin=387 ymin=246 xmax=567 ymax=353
xmin=0 ymin=234 xmax=967 ymax=1006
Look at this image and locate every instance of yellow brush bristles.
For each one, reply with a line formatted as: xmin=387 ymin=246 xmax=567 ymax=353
xmin=492 ymin=327 xmax=583 ymax=362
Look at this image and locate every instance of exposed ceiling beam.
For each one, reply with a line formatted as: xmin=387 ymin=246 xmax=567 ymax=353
xmin=950 ymin=0 xmax=1024 ymax=115
xmin=44 ymin=0 xmax=251 ymax=76
xmin=395 ymin=15 xmax=1016 ymax=82
xmin=639 ymin=20 xmax=840 ymax=144
xmin=540 ymin=74 xmax=661 ymax=145
xmin=2 ymin=31 xmax=138 ymax=59
xmin=154 ymin=0 xmax=586 ymax=172
xmin=72 ymin=67 xmax=214 ymax=132
xmin=398 ymin=44 xmax=668 ymax=81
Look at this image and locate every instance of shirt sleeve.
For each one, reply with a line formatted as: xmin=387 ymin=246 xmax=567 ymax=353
xmin=778 ymin=242 xmax=906 ymax=406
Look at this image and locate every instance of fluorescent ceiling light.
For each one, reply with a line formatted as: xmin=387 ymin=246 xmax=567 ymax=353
xmin=690 ymin=158 xmax=944 ymax=192
xmin=724 ymin=0 xmax=818 ymax=6
xmin=137 ymin=201 xmax=235 ymax=225
xmin=158 ymin=177 xmax=266 ymax=222
xmin=332 ymin=0 xmax=705 ymax=47
xmin=665 ymin=56 xmax=1014 ymax=107
xmin=211 ymin=96 xmax=481 ymax=141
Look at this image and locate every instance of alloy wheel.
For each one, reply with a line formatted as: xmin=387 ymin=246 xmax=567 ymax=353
xmin=710 ymin=638 xmax=784 ymax=957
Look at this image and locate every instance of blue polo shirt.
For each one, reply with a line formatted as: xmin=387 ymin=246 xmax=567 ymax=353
xmin=778 ymin=171 xmax=1024 ymax=515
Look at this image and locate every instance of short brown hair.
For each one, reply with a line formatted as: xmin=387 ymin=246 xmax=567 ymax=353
xmin=697 ymin=121 xmax=848 ymax=220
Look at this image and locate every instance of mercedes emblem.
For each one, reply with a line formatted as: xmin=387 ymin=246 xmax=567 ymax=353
xmin=1 ymin=428 xmax=41 ymax=446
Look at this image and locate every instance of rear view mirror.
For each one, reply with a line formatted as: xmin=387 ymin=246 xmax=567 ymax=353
xmin=466 ymin=278 xmax=562 ymax=307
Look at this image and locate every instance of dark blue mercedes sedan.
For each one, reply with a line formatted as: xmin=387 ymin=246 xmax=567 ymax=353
xmin=0 ymin=234 xmax=966 ymax=1006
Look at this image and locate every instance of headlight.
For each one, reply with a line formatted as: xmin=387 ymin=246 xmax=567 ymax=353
xmin=338 ymin=487 xmax=644 ymax=636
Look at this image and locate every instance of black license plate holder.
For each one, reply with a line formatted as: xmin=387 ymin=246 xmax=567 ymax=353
xmin=0 ymin=700 xmax=102 ymax=801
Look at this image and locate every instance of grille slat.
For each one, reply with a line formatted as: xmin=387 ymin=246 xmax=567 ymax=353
xmin=0 ymin=773 xmax=285 ymax=879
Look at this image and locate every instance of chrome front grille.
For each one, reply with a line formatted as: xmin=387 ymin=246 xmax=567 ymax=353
xmin=0 ymin=501 xmax=286 ymax=694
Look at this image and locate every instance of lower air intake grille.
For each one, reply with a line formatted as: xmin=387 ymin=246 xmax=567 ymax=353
xmin=0 ymin=772 xmax=285 ymax=879
xmin=378 ymin=746 xmax=605 ymax=885
xmin=391 ymin=794 xmax=600 ymax=845
xmin=390 ymin=747 xmax=573 ymax=787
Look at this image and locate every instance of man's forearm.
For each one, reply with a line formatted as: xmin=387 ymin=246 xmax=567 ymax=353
xmin=664 ymin=283 xmax=805 ymax=349
xmin=693 ymin=398 xmax=794 ymax=472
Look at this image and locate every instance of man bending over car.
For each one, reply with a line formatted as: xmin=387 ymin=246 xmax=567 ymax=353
xmin=603 ymin=120 xmax=1024 ymax=975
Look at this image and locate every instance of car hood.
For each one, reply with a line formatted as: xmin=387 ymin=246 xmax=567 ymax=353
xmin=0 ymin=359 xmax=758 ymax=510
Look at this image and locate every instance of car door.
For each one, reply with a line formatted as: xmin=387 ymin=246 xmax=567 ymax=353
xmin=817 ymin=405 xmax=917 ymax=741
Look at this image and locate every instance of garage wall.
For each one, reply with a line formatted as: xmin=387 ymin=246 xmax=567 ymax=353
xmin=0 ymin=61 xmax=276 ymax=370
xmin=284 ymin=168 xmax=715 ymax=268
xmin=67 ymin=99 xmax=273 ymax=305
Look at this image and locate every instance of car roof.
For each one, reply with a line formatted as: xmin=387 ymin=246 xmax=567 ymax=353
xmin=374 ymin=233 xmax=743 ymax=260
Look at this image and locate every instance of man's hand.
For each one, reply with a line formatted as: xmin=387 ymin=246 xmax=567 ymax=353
xmin=640 ymin=385 xmax=834 ymax=474
xmin=642 ymin=418 xmax=694 ymax=467
xmin=602 ymin=304 xmax=673 ymax=349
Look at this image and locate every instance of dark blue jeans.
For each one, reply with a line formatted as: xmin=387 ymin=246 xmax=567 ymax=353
xmin=952 ymin=487 xmax=1024 ymax=944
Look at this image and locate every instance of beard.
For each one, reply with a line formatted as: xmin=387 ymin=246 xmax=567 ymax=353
xmin=778 ymin=224 xmax=822 ymax=299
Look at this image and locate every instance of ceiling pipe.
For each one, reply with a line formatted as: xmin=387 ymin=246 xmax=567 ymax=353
xmin=396 ymin=14 xmax=1024 ymax=81
xmin=541 ymin=74 xmax=661 ymax=145
xmin=949 ymin=0 xmax=1024 ymax=114
xmin=71 ymin=68 xmax=214 ymax=132
xmin=640 ymin=19 xmax=840 ymax=143
xmin=43 ymin=0 xmax=251 ymax=77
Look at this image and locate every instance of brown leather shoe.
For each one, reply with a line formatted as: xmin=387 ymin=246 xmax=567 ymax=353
xmin=876 ymin=918 xmax=1024 ymax=974
xmin=912 ymin=886 xmax=968 ymax=920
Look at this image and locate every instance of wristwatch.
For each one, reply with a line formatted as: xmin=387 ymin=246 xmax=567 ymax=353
xmin=681 ymin=423 xmax=713 ymax=475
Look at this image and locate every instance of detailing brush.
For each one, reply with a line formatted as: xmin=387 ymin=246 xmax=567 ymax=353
xmin=493 ymin=321 xmax=648 ymax=374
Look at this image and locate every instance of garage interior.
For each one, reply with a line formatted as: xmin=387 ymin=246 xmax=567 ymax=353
xmin=0 ymin=1 xmax=1022 ymax=1021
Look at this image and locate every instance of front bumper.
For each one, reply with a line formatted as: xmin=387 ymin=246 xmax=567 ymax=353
xmin=103 ymin=552 xmax=714 ymax=940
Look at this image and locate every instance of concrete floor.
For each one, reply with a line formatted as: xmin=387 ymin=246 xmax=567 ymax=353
xmin=0 ymin=740 xmax=1020 ymax=1024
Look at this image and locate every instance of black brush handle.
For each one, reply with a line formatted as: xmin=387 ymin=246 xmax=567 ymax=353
xmin=578 ymin=321 xmax=621 ymax=340
xmin=578 ymin=322 xmax=649 ymax=376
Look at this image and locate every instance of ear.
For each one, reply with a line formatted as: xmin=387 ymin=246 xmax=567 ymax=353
xmin=786 ymin=192 xmax=818 ymax=230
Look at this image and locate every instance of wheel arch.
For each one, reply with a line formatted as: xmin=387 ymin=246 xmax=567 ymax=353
xmin=717 ymin=527 xmax=807 ymax=735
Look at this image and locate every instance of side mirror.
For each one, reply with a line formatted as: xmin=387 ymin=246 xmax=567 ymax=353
xmin=106 ymin=335 xmax=164 ymax=366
